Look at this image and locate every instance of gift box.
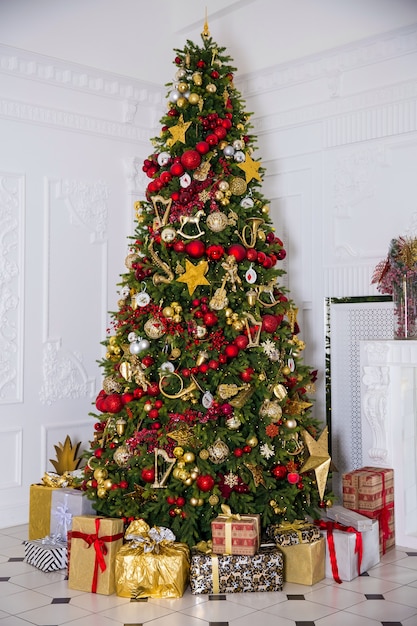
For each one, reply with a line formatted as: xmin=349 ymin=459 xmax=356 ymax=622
xmin=50 ymin=488 xmax=94 ymax=538
xmin=190 ymin=544 xmax=283 ymax=594
xmin=342 ymin=467 xmax=394 ymax=510
xmin=211 ymin=506 xmax=260 ymax=555
xmin=325 ymin=505 xmax=373 ymax=531
xmin=68 ymin=515 xmax=124 ymax=594
xmin=266 ymin=520 xmax=321 ymax=546
xmin=278 ymin=537 xmax=325 ymax=585
xmin=342 ymin=467 xmax=395 ymax=554
xmin=29 ymin=484 xmax=58 ymax=540
xmin=115 ymin=520 xmax=190 ymax=599
xmin=24 ymin=537 xmax=67 ymax=572
xmin=317 ymin=519 xmax=380 ymax=582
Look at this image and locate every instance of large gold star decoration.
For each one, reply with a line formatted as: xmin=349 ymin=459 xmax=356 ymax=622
xmin=167 ymin=114 xmax=192 ymax=146
xmin=237 ymin=153 xmax=262 ymax=183
xmin=177 ymin=259 xmax=210 ymax=295
xmin=299 ymin=426 xmax=331 ymax=501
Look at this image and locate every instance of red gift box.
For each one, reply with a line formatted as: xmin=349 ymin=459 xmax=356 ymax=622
xmin=211 ymin=506 xmax=260 ymax=556
xmin=342 ymin=467 xmax=394 ymax=554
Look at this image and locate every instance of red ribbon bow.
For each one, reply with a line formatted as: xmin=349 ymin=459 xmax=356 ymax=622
xmin=315 ymin=519 xmax=363 ymax=584
xmin=71 ymin=517 xmax=124 ymax=593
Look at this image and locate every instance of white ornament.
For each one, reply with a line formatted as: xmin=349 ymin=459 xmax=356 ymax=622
xmin=179 ymin=173 xmax=191 ymax=188
xmin=245 ymin=264 xmax=257 ymax=284
xmin=160 ymin=361 xmax=175 ymax=373
xmin=157 ymin=152 xmax=170 ymax=166
xmin=260 ymin=442 xmax=275 ymax=459
xmin=240 ymin=196 xmax=254 ymax=208
xmin=169 ymin=90 xmax=180 ymax=102
xmin=234 ymin=151 xmax=245 ymax=163
xmin=223 ymin=145 xmax=235 ymax=157
xmin=129 ymin=341 xmax=141 ymax=355
xmin=120 ymin=286 xmax=130 ymax=299
xmin=128 ymin=331 xmax=138 ymax=343
xmin=202 ymin=391 xmax=214 ymax=408
xmin=161 ymin=227 xmax=176 ymax=243
xmin=137 ymin=338 xmax=151 ymax=352
xmin=135 ymin=285 xmax=151 ymax=307
xmin=233 ymin=139 xmax=244 ymax=151
xmin=288 ymin=357 xmax=295 ymax=372
xmin=224 ymin=471 xmax=239 ymax=488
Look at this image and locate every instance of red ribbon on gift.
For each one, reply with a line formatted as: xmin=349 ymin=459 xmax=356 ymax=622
xmin=356 ymin=470 xmax=394 ymax=555
xmin=315 ymin=520 xmax=363 ymax=584
xmin=71 ymin=517 xmax=124 ymax=593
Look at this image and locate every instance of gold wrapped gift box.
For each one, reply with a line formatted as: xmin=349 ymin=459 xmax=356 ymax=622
xmin=279 ymin=537 xmax=325 ymax=585
xmin=68 ymin=515 xmax=124 ymax=595
xmin=115 ymin=520 xmax=190 ymax=599
xmin=29 ymin=484 xmax=58 ymax=540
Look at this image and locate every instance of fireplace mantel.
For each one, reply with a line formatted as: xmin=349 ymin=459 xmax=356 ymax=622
xmin=360 ymin=340 xmax=417 ymax=549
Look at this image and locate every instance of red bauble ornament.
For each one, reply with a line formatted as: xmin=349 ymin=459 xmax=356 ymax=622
xmin=272 ymin=465 xmax=287 ymax=479
xmin=147 ymin=383 xmax=160 ymax=397
xmin=214 ymin=126 xmax=227 ymax=140
xmin=227 ymin=243 xmax=247 ymax=262
xmin=105 ymin=393 xmax=124 ymax=414
xmin=159 ymin=171 xmax=172 ymax=184
xmin=122 ymin=393 xmax=134 ymax=405
xmin=277 ymin=249 xmax=287 ymax=260
xmin=240 ymin=367 xmax=254 ymax=383
xmin=176 ymin=496 xmax=186 ymax=507
xmin=148 ymin=409 xmax=159 ymax=419
xmin=206 ymin=133 xmax=219 ymax=146
xmin=196 ymin=141 xmax=210 ymax=155
xmin=95 ymin=395 xmax=107 ymax=412
xmin=166 ymin=495 xmax=176 ymax=505
xmin=224 ymin=344 xmax=239 ymax=359
xmin=234 ymin=448 xmax=243 ymax=457
xmin=173 ymin=240 xmax=186 ymax=253
xmin=181 ymin=150 xmax=202 ymax=170
xmin=142 ymin=356 xmax=154 ymax=368
xmin=203 ymin=311 xmax=218 ymax=327
xmin=246 ymin=248 xmax=258 ymax=262
xmin=208 ymin=359 xmax=219 ymax=370
xmin=262 ymin=314 xmax=280 ymax=334
xmin=196 ymin=474 xmax=215 ymax=492
xmin=206 ymin=244 xmax=225 ymax=260
xmin=170 ymin=162 xmax=184 ymax=177
xmin=234 ymin=335 xmax=249 ymax=350
xmin=185 ymin=240 xmax=206 ymax=258
xmin=141 ymin=467 xmax=155 ymax=483
xmin=287 ymin=472 xmax=300 ymax=484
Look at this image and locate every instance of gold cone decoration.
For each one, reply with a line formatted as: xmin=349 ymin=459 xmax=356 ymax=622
xmin=299 ymin=426 xmax=331 ymax=501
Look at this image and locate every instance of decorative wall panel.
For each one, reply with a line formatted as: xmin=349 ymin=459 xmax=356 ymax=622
xmin=0 ymin=428 xmax=22 ymax=488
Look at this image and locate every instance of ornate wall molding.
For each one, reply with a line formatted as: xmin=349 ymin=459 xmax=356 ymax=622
xmin=0 ymin=173 xmax=24 ymax=404
xmin=0 ymin=97 xmax=152 ymax=143
xmin=237 ymin=24 xmax=417 ymax=95
xmin=0 ymin=44 xmax=163 ymax=105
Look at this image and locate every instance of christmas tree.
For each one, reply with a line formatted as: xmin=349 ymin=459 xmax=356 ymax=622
xmin=82 ymin=24 xmax=332 ymax=547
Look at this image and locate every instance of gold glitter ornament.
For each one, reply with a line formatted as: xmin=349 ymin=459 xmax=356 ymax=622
xmin=103 ymin=375 xmax=123 ymax=394
xmin=199 ymin=449 xmax=210 ymax=460
xmin=209 ymin=494 xmax=219 ymax=506
xmin=228 ymin=176 xmax=247 ymax=196
xmin=206 ymin=211 xmax=229 ymax=232
xmin=208 ymin=439 xmax=230 ymax=463
xmin=144 ymin=317 xmax=165 ymax=339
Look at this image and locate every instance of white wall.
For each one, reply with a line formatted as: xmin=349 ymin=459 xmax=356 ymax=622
xmin=1 ymin=2 xmax=417 ymax=527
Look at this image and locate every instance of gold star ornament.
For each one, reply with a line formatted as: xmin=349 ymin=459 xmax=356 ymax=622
xmin=176 ymin=259 xmax=210 ymax=295
xmin=167 ymin=114 xmax=192 ymax=146
xmin=237 ymin=152 xmax=262 ymax=183
xmin=299 ymin=426 xmax=331 ymax=501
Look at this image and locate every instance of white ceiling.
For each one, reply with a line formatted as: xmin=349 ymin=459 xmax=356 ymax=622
xmin=1 ymin=0 xmax=417 ymax=84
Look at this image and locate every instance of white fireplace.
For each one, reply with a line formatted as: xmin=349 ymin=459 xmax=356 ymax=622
xmin=360 ymin=340 xmax=417 ymax=549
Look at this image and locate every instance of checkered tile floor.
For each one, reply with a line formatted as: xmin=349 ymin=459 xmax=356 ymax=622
xmin=1 ymin=524 xmax=417 ymax=625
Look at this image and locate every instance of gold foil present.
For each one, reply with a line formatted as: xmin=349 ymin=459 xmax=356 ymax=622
xmin=29 ymin=484 xmax=58 ymax=540
xmin=115 ymin=519 xmax=190 ymax=599
xmin=279 ymin=537 xmax=325 ymax=585
xmin=68 ymin=515 xmax=124 ymax=595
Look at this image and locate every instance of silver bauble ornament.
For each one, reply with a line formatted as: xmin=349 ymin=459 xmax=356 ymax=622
xmin=234 ymin=151 xmax=246 ymax=163
xmin=223 ymin=145 xmax=235 ymax=157
xmin=137 ymin=338 xmax=150 ymax=352
xmin=129 ymin=341 xmax=141 ymax=355
xmin=226 ymin=415 xmax=241 ymax=430
xmin=169 ymin=89 xmax=180 ymax=102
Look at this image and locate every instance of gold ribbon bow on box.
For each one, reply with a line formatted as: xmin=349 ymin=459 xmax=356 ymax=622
xmin=278 ymin=520 xmax=307 ymax=544
xmin=218 ymin=504 xmax=242 ymax=555
xmin=125 ymin=519 xmax=176 ymax=554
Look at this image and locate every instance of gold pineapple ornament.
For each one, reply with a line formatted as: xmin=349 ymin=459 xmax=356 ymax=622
xmin=49 ymin=435 xmax=82 ymax=475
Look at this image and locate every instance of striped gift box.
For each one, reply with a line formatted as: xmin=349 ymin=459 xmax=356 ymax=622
xmin=24 ymin=538 xmax=67 ymax=572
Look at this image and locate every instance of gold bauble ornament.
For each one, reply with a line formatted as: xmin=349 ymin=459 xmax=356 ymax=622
xmin=218 ymin=180 xmax=229 ymax=192
xmin=208 ymin=494 xmax=219 ymax=506
xmin=188 ymin=92 xmax=200 ymax=105
xmin=176 ymin=97 xmax=187 ymax=108
xmin=228 ymin=177 xmax=247 ymax=196
xmin=226 ymin=415 xmax=241 ymax=430
xmin=206 ymin=211 xmax=228 ymax=232
xmin=262 ymin=205 xmax=270 ymax=215
xmin=190 ymin=497 xmax=199 ymax=506
xmin=177 ymin=82 xmax=188 ymax=93
xmin=97 ymin=487 xmax=107 ymax=498
xmin=282 ymin=365 xmax=291 ymax=376
xmin=94 ymin=468 xmax=108 ymax=481
xmin=162 ymin=306 xmax=174 ymax=318
xmin=184 ymin=477 xmax=193 ymax=486
xmin=183 ymin=451 xmax=196 ymax=463
xmin=246 ymin=435 xmax=259 ymax=447
xmin=208 ymin=439 xmax=230 ymax=464
xmin=102 ymin=479 xmax=113 ymax=490
xmin=326 ymin=499 xmax=333 ymax=508
xmin=214 ymin=190 xmax=224 ymax=201
xmin=199 ymin=449 xmax=210 ymax=460
xmin=197 ymin=498 xmax=204 ymax=506
xmin=172 ymin=467 xmax=181 ymax=479
xmin=125 ymin=253 xmax=138 ymax=269
xmin=190 ymin=469 xmax=199 ymax=480
xmin=273 ymin=384 xmax=288 ymax=400
xmin=220 ymin=197 xmax=230 ymax=206
xmin=206 ymin=83 xmax=217 ymax=93
xmin=144 ymin=402 xmax=152 ymax=412
xmin=192 ymin=72 xmax=202 ymax=85
xmin=285 ymin=418 xmax=298 ymax=429
xmin=113 ymin=445 xmax=132 ymax=467
xmin=173 ymin=446 xmax=184 ymax=458
xmin=144 ymin=317 xmax=165 ymax=339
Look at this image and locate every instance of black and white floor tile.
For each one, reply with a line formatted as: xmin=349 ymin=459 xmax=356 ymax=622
xmin=1 ymin=524 xmax=417 ymax=626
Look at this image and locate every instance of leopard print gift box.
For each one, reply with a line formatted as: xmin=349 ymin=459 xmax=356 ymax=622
xmin=190 ymin=545 xmax=283 ymax=594
xmin=266 ymin=521 xmax=321 ymax=547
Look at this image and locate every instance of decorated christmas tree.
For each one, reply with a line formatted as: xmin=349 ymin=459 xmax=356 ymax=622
xmin=82 ymin=24 xmax=332 ymax=547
